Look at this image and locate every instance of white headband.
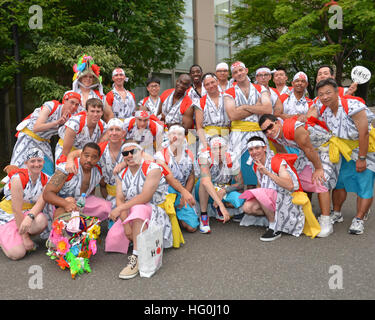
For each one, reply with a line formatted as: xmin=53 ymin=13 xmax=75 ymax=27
xmin=216 ymin=62 xmax=229 ymax=71
xmin=256 ymin=67 xmax=273 ymax=75
xmin=25 ymin=148 xmax=44 ymax=161
xmin=107 ymin=118 xmax=124 ymax=129
xmin=231 ymin=61 xmax=246 ymax=73
xmin=210 ymin=136 xmax=228 ymax=147
xmin=168 ymin=125 xmax=185 ymax=134
xmin=122 ymin=143 xmax=143 ymax=152
xmin=112 ymin=68 xmax=129 ymax=82
xmin=247 ymin=140 xmax=266 ymax=149
xmin=134 ymin=110 xmax=150 ymax=119
xmin=293 ymin=71 xmax=308 ymax=83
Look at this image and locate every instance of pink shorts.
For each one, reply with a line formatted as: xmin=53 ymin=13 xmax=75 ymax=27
xmin=240 ymin=188 xmax=277 ymax=212
xmin=0 ymin=212 xmax=34 ymax=252
xmin=105 ymin=204 xmax=152 ymax=254
xmin=299 ymin=166 xmax=328 ymax=193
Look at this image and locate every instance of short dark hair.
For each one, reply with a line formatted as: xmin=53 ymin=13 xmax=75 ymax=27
xmin=82 ymin=142 xmax=101 ymax=157
xmin=189 ymin=64 xmax=203 ymax=73
xmin=274 ymin=67 xmax=287 ymax=75
xmin=259 ymin=114 xmax=278 ymax=127
xmin=86 ymin=98 xmax=104 ymax=111
xmin=247 ymin=136 xmax=266 ymax=145
xmin=317 ymin=65 xmax=334 ymax=77
xmin=202 ymin=72 xmax=218 ymax=82
xmin=316 ymin=78 xmax=338 ymax=92
xmin=146 ymin=77 xmax=160 ymax=86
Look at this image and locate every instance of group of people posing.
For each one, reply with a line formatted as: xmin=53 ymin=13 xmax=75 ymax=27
xmin=0 ymin=54 xmax=374 ymax=281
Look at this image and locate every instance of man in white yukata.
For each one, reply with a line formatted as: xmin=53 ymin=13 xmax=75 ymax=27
xmin=309 ymin=78 xmax=375 ymax=235
xmin=273 ymin=67 xmax=292 ymax=96
xmin=109 ymin=142 xmax=172 ymax=280
xmin=160 ymin=74 xmax=195 ymax=132
xmin=104 ymin=67 xmax=136 ymax=122
xmin=224 ymin=61 xmax=272 ymax=186
xmin=254 ymin=66 xmax=284 ymax=117
xmin=138 ymin=77 xmax=162 ymax=117
xmin=278 ymin=71 xmax=314 ymax=122
xmin=9 ymin=91 xmax=81 ymax=176
xmin=195 ymin=73 xmax=231 ymax=150
xmin=43 ymin=142 xmax=111 ymax=221
xmin=123 ymin=110 xmax=164 ymax=155
xmin=55 ymin=98 xmax=106 ymax=165
xmin=215 ymin=62 xmax=232 ymax=93
xmin=240 ymin=136 xmax=305 ymax=241
xmin=154 ymin=125 xmax=199 ymax=232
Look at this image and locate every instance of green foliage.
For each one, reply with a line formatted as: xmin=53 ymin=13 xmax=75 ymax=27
xmin=228 ymin=0 xmax=375 ymax=101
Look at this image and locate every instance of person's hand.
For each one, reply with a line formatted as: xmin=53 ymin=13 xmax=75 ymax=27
xmin=312 ymin=168 xmax=326 ymax=186
xmin=297 ymin=114 xmax=307 ymax=123
xmin=65 ymin=160 xmax=78 ymax=174
xmin=22 ymin=234 xmax=35 ymax=251
xmin=180 ymin=189 xmax=196 ymax=208
xmin=19 ymin=215 xmax=33 ymax=235
xmin=109 ymin=207 xmax=123 ymax=222
xmin=219 ymin=203 xmax=230 ymax=223
xmin=346 ymin=82 xmax=358 ymax=96
xmin=113 ymin=162 xmax=126 ymax=175
xmin=177 ymin=197 xmax=186 ymax=209
xmin=56 ymin=112 xmax=70 ymax=126
xmin=64 ymin=201 xmax=79 ymax=213
xmin=356 ymin=158 xmax=366 ymax=172
xmin=213 ymin=189 xmax=226 ymax=208
xmin=254 ymin=160 xmax=268 ymax=176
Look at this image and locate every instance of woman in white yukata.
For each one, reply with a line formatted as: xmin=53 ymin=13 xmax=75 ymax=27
xmin=195 ymin=73 xmax=231 ymax=151
xmin=109 ymin=142 xmax=172 ymax=280
xmin=0 ymin=148 xmax=49 ymax=260
xmin=240 ymin=136 xmax=305 ymax=242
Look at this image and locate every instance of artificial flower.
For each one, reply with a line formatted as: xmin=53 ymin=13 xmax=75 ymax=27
xmin=56 ymin=237 xmax=71 ymax=255
xmin=57 ymin=256 xmax=70 ymax=270
xmin=91 ymin=64 xmax=100 ymax=77
xmin=89 ymin=239 xmax=97 ymax=255
xmin=88 ymin=225 xmax=101 ymax=240
xmin=52 ymin=220 xmax=64 ymax=236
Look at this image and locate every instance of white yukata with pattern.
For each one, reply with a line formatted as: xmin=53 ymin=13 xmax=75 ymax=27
xmin=161 ymin=90 xmax=194 ymax=126
xmin=11 ymin=101 xmax=64 ymax=168
xmin=138 ymin=96 xmax=161 ymax=117
xmin=106 ymin=87 xmax=136 ymax=120
xmin=55 ymin=113 xmax=106 ymax=164
xmin=316 ymin=97 xmax=375 ymax=172
xmin=65 ymin=88 xmax=104 ymax=113
xmin=0 ymin=171 xmax=49 ymax=225
xmin=118 ymin=160 xmax=173 ymax=248
xmin=282 ymin=91 xmax=312 ymax=115
xmin=241 ymin=151 xmax=305 ymax=237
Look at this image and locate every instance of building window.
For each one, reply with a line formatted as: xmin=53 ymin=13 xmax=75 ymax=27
xmin=214 ymin=0 xmax=246 ymax=65
xmin=176 ymin=0 xmax=194 ymax=72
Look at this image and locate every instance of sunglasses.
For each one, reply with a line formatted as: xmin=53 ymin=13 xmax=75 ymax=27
xmin=262 ymin=123 xmax=275 ymax=134
xmin=122 ymin=149 xmax=138 ymax=157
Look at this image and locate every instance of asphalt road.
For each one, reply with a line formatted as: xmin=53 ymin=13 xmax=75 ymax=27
xmin=1 ymin=191 xmax=374 ymax=304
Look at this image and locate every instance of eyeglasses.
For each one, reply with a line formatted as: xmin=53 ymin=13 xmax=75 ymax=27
xmin=257 ymin=74 xmax=271 ymax=78
xmin=122 ymin=149 xmax=138 ymax=157
xmin=262 ymin=123 xmax=275 ymax=134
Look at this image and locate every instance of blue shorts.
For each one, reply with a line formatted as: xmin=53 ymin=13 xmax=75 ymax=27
xmin=42 ymin=155 xmax=55 ymax=176
xmin=336 ymin=159 xmax=375 ymax=199
xmin=168 ymin=186 xmax=199 ymax=229
xmin=241 ymin=151 xmax=258 ymax=185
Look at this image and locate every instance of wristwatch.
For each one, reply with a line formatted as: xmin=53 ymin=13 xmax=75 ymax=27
xmin=359 ymin=156 xmax=366 ymax=161
xmin=27 ymin=213 xmax=35 ymax=220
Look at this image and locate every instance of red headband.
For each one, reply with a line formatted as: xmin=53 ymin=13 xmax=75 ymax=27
xmin=63 ymin=92 xmax=81 ymax=104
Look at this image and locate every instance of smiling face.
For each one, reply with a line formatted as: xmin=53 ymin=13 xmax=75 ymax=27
xmin=79 ymin=73 xmax=95 ymax=87
xmin=317 ymin=84 xmax=339 ymax=108
xmin=248 ymin=145 xmax=267 ymax=163
xmin=292 ymin=78 xmax=308 ymax=95
xmin=25 ymin=157 xmax=44 ymax=176
xmin=190 ymin=66 xmax=203 ymax=85
xmin=203 ymin=76 xmax=219 ymax=96
xmin=147 ymin=81 xmax=160 ymax=97
xmin=86 ymin=104 xmax=103 ymax=125
xmin=122 ymin=146 xmax=142 ymax=167
xmin=107 ymin=125 xmax=124 ymax=143
xmin=215 ymin=68 xmax=229 ymax=82
xmin=112 ymin=72 xmax=126 ymax=87
xmin=316 ymin=67 xmax=334 ymax=84
xmin=260 ymin=118 xmax=282 ymax=140
xmin=231 ymin=66 xmax=248 ymax=83
xmin=63 ymin=98 xmax=80 ymax=116
xmin=175 ymin=75 xmax=192 ymax=96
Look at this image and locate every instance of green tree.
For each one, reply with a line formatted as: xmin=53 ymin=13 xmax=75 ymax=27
xmin=228 ymin=0 xmax=375 ymax=101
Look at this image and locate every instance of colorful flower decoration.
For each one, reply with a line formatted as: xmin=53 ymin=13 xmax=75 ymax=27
xmin=56 ymin=238 xmax=71 ymax=255
xmin=88 ymin=224 xmax=101 ymax=240
xmin=52 ymin=220 xmax=65 ymax=236
xmin=72 ymin=54 xmax=101 ymax=82
xmin=89 ymin=239 xmax=97 ymax=255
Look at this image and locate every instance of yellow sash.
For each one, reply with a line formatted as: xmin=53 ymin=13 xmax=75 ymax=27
xmin=231 ymin=121 xmax=261 ymax=132
xmin=106 ymin=184 xmax=117 ymax=197
xmin=158 ymin=193 xmax=185 ymax=249
xmin=204 ymin=126 xmax=230 ymax=136
xmin=0 ymin=199 xmax=34 ymax=215
xmin=21 ymin=127 xmax=50 ymax=143
xmin=322 ymin=127 xmax=375 ymax=163
xmin=291 ymin=192 xmax=321 ymax=239
xmin=58 ymin=138 xmax=78 ymax=151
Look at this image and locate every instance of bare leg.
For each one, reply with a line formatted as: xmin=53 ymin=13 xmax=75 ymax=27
xmin=356 ymin=197 xmax=373 ymax=220
xmin=332 ymin=188 xmax=347 ymax=212
xmin=318 ymin=191 xmax=331 ymax=216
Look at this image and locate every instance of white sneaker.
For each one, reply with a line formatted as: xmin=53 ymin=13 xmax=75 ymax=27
xmin=317 ymin=215 xmax=333 ymax=238
xmin=348 ymin=218 xmax=364 ymax=235
xmin=199 ymin=215 xmax=211 ymax=234
xmin=330 ymin=211 xmax=344 ymax=224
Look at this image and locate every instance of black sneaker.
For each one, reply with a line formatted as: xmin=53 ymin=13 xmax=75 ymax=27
xmin=232 ymin=213 xmax=244 ymax=223
xmin=260 ymin=228 xmax=282 ymax=242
